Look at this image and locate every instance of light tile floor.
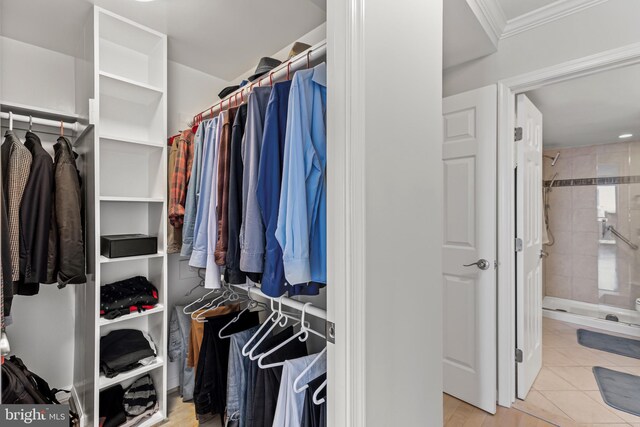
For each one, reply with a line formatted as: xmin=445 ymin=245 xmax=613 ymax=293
xmin=514 ymin=317 xmax=640 ymax=427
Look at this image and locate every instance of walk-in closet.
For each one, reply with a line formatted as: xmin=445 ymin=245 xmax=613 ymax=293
xmin=0 ymin=1 xmax=444 ymax=426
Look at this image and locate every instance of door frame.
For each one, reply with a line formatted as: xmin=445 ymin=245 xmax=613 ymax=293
xmin=496 ymin=41 xmax=640 ymax=407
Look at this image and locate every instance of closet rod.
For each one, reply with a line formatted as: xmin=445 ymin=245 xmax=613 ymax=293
xmin=233 ymin=284 xmax=327 ymax=321
xmin=0 ymin=111 xmax=79 ymax=132
xmin=193 ymin=40 xmax=327 ymax=123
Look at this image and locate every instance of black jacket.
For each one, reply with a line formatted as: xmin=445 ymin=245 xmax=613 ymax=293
xmin=17 ymin=132 xmax=54 ymax=294
xmin=53 ymin=137 xmax=86 ymax=286
xmin=225 ymin=105 xmax=249 ymax=284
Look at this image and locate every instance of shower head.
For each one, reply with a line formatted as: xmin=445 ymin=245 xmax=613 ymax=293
xmin=544 ymin=152 xmax=561 ymax=166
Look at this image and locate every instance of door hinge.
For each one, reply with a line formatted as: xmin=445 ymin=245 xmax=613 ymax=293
xmin=515 ymin=238 xmax=523 ymax=252
xmin=326 ymin=321 xmax=336 ymax=344
xmin=514 ymin=127 xmax=523 ymax=142
xmin=515 ymin=348 xmax=523 ymax=363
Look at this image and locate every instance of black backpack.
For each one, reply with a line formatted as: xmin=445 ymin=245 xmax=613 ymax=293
xmin=2 ymin=356 xmax=61 ymax=404
xmin=100 ymin=276 xmax=159 ymax=320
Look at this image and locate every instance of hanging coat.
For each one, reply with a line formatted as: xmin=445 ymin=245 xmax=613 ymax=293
xmin=17 ymin=132 xmax=54 ymax=294
xmin=53 ymin=136 xmax=86 ymax=286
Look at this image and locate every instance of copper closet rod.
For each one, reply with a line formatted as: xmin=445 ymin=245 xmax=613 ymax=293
xmin=192 ymin=40 xmax=327 ymax=124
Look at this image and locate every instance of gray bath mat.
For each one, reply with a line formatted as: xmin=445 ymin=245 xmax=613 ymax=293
xmin=593 ymin=367 xmax=640 ymax=416
xmin=577 ymin=329 xmax=640 ymax=360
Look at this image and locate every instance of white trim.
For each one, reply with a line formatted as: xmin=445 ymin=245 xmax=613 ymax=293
xmin=326 ymin=0 xmax=367 ymax=425
xmin=501 ymin=0 xmax=608 ymax=39
xmin=70 ymin=386 xmax=88 ymax=427
xmin=496 ymin=82 xmax=516 ymax=407
xmin=496 ymin=40 xmax=640 ymax=408
xmin=467 ymin=0 xmax=507 ymax=46
xmin=543 ymin=310 xmax=640 ymax=338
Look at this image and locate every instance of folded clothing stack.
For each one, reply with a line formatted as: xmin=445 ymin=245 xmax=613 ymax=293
xmin=100 ymin=329 xmax=157 ymax=378
xmin=99 ymin=374 xmax=158 ymax=427
xmin=100 ymin=276 xmax=159 ymax=320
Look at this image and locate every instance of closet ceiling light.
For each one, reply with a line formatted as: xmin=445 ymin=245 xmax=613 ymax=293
xmin=619 ymin=133 xmax=633 ymax=139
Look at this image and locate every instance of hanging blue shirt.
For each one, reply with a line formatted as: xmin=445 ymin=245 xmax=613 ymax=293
xmin=275 ymin=62 xmax=327 ymax=285
xmin=189 ymin=117 xmax=218 ymax=268
xmin=257 ymin=81 xmax=321 ymax=297
xmin=181 ymin=121 xmax=207 ymax=257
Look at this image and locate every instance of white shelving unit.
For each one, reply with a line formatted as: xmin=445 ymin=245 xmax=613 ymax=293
xmin=84 ymin=7 xmax=168 ymax=427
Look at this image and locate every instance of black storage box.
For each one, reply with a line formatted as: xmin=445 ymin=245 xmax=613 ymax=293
xmin=100 ymin=234 xmax=157 ymax=258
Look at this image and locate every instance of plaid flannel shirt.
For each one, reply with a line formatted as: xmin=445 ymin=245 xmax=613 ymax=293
xmin=169 ymin=129 xmax=194 ymax=227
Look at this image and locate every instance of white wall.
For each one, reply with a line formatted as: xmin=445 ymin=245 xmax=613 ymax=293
xmin=0 ymin=36 xmax=76 ymax=114
xmin=444 ymin=0 xmax=640 ymax=96
xmin=363 ymin=1 xmax=443 ymax=425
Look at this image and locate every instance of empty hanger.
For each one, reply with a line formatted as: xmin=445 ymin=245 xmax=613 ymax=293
xmin=312 ymin=378 xmax=327 ymax=405
xmin=293 ymin=347 xmax=327 ymax=393
xmin=244 ymin=296 xmax=301 ymax=361
xmin=258 ymin=302 xmax=325 ymax=369
xmin=218 ymin=287 xmax=267 ymax=339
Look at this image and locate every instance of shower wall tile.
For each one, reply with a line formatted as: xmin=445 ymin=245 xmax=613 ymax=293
xmin=572 ymin=208 xmax=598 ymax=233
xmin=546 ymin=254 xmax=573 ymax=277
xmin=572 ymin=277 xmax=598 ymax=304
xmin=572 ymin=154 xmax=597 ymax=179
xmin=572 ymin=255 xmax=598 ymax=280
xmin=546 ymin=274 xmax=572 ymax=299
xmin=597 ymin=151 xmax=630 ymax=178
xmin=547 ymin=230 xmax=573 ymax=255
xmin=572 ymin=186 xmax=596 ymax=210
xmin=572 ymin=232 xmax=599 ymax=257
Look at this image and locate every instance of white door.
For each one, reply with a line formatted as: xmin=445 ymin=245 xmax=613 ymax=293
xmin=442 ymin=85 xmax=497 ymax=414
xmin=516 ymin=94 xmax=544 ymax=399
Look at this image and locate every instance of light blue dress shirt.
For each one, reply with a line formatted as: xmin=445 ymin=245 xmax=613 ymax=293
xmin=205 ymin=114 xmax=224 ymax=288
xmin=275 ymin=62 xmax=327 ymax=285
xmin=272 ymin=351 xmax=327 ymax=427
xmin=189 ymin=117 xmax=218 ymax=269
xmin=181 ymin=121 xmax=207 ymax=257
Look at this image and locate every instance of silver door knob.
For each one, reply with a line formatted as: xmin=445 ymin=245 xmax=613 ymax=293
xmin=463 ymin=259 xmax=490 ymax=270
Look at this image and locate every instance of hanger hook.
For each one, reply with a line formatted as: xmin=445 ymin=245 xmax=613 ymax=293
xmin=287 ymin=62 xmax=292 ymax=80
xmin=60 ymin=120 xmax=64 ymax=137
xmin=8 ymin=111 xmax=13 ymax=131
xmin=29 ymin=115 xmax=33 ymax=132
xmin=301 ymin=302 xmax=312 ymax=330
xmin=307 ymin=49 xmax=313 ymax=69
xmin=269 ymin=71 xmax=274 ymax=87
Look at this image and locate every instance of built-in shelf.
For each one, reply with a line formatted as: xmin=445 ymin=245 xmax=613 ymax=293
xmin=100 ymin=196 xmax=164 ymax=203
xmin=136 ymin=412 xmax=164 ymax=427
xmin=98 ymin=358 xmax=164 ymax=390
xmin=100 ymin=135 xmax=163 ymax=148
xmin=100 ymin=251 xmax=165 ymax=264
xmin=99 ymin=71 xmax=163 ymax=104
xmin=99 ymin=304 xmax=164 ymax=326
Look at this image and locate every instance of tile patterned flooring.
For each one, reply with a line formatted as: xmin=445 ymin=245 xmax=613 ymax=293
xmin=513 ymin=317 xmax=640 ymax=427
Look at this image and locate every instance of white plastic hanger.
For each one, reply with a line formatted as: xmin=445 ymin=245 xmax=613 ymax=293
xmin=218 ymin=289 xmax=267 ymax=339
xmin=244 ymin=297 xmax=301 ymax=361
xmin=194 ymin=285 xmax=241 ymax=322
xmin=293 ymin=347 xmax=327 ymax=393
xmin=183 ymin=269 xmax=216 ymax=314
xmin=258 ymin=302 xmax=325 ymax=369
xmin=312 ymin=379 xmax=327 ymax=405
xmin=8 ymin=111 xmax=13 ymax=131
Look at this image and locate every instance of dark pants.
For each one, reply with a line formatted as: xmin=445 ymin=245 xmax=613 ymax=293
xmin=302 ymin=373 xmax=326 ymax=427
xmin=194 ymin=311 xmax=260 ymax=421
xmin=246 ymin=326 xmax=308 ymax=427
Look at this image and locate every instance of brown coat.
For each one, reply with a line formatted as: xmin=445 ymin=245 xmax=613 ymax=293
xmin=214 ymin=108 xmax=237 ymax=266
xmin=53 ymin=137 xmax=86 ymax=287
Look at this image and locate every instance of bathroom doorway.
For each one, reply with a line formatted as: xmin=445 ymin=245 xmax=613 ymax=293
xmin=506 ymin=58 xmax=640 ymax=425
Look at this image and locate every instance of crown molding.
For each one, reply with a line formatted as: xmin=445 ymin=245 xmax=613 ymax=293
xmin=467 ymin=0 xmax=507 ymax=47
xmin=501 ymin=0 xmax=608 ymax=39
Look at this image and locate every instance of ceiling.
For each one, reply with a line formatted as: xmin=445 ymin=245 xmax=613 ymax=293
xmin=0 ymin=0 xmax=326 ymax=80
xmin=497 ymin=0 xmax=559 ymax=20
xmin=525 ymin=63 xmax=640 ymax=148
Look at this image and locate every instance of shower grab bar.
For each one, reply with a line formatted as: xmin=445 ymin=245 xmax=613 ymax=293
xmin=607 ymin=225 xmax=639 ymax=250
